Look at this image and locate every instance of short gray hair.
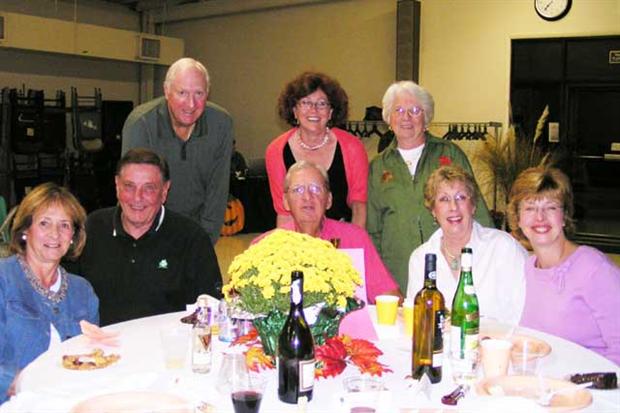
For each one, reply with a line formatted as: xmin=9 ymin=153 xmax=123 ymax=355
xmin=381 ymin=80 xmax=435 ymax=127
xmin=164 ymin=57 xmax=210 ymax=94
xmin=284 ymin=161 xmax=330 ymax=192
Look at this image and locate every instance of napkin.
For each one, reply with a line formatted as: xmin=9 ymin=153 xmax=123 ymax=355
xmin=339 ymin=306 xmax=378 ymax=341
xmin=80 ymin=320 xmax=120 ymax=347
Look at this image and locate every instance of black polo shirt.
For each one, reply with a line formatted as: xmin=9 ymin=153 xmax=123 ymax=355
xmin=66 ymin=206 xmax=222 ymax=326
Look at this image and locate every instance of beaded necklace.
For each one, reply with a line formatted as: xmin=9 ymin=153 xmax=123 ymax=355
xmin=18 ymin=255 xmax=68 ymax=304
xmin=298 ymin=128 xmax=330 ymax=151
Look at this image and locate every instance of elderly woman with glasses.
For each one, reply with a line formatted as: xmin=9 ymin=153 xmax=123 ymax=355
xmin=255 ymin=161 xmax=401 ymax=304
xmin=508 ymin=166 xmax=620 ymax=365
xmin=266 ymin=71 xmax=368 ymax=228
xmin=407 ymin=166 xmax=527 ymax=325
xmin=367 ymin=81 xmax=493 ymax=293
xmin=0 ymin=183 xmax=99 ymax=403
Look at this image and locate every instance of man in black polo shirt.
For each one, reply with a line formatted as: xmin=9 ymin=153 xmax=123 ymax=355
xmin=66 ymin=148 xmax=222 ymax=325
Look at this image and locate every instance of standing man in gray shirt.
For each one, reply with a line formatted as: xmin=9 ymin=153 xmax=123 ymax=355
xmin=122 ymin=57 xmax=233 ymax=244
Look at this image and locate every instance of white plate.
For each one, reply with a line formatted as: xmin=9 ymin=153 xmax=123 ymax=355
xmin=476 ymin=375 xmax=592 ymax=412
xmin=70 ymin=391 xmax=192 ymax=413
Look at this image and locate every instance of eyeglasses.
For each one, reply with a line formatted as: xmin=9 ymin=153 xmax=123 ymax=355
xmin=437 ymin=193 xmax=470 ymax=205
xmin=298 ymin=99 xmax=331 ymax=112
xmin=520 ymin=203 xmax=563 ymax=217
xmin=393 ymin=106 xmax=424 ymax=118
xmin=287 ymin=183 xmax=325 ymax=196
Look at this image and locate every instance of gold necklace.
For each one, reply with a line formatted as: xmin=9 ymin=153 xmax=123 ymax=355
xmin=441 ymin=238 xmax=460 ymax=271
xmin=298 ymin=128 xmax=330 ymax=151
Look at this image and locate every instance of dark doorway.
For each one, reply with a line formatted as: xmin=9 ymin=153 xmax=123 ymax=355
xmin=511 ymin=36 xmax=620 ymax=252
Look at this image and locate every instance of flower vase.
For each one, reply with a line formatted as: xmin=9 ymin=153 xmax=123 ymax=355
xmin=252 ymin=298 xmax=362 ymax=357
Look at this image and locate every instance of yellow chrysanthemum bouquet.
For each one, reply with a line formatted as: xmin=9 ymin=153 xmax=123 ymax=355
xmin=223 ymin=229 xmax=362 ymax=355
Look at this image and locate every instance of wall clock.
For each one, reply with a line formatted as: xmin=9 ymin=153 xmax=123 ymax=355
xmin=534 ymin=0 xmax=572 ymax=21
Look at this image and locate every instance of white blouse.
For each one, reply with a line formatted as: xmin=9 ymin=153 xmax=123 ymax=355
xmin=407 ymin=221 xmax=527 ymax=325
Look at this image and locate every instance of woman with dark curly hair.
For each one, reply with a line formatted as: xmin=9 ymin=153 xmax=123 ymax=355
xmin=266 ymin=71 xmax=368 ymax=227
xmin=508 ymin=166 xmax=620 ymax=365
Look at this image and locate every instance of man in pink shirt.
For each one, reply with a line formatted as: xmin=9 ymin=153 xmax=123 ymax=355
xmin=255 ymin=160 xmax=401 ymax=304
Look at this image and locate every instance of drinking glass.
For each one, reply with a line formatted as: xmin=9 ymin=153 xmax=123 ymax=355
xmin=230 ymin=369 xmax=266 ymax=413
xmin=217 ymin=351 xmax=250 ymax=393
xmin=511 ymin=339 xmax=545 ymax=375
xmin=159 ymin=325 xmax=189 ymax=370
xmin=342 ymin=375 xmax=385 ymax=413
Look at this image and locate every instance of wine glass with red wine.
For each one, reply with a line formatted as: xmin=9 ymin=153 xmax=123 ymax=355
xmin=231 ymin=373 xmax=267 ymax=413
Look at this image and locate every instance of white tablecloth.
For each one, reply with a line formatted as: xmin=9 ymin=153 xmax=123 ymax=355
xmin=3 ymin=309 xmax=619 ymax=412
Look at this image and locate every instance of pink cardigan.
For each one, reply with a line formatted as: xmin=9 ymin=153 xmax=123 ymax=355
xmin=265 ymin=127 xmax=368 ymax=216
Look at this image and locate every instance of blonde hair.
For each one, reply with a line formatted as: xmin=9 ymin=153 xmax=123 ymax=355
xmin=507 ymin=166 xmax=575 ymax=242
xmin=10 ymin=182 xmax=87 ymax=259
xmin=423 ymin=165 xmax=478 ymax=211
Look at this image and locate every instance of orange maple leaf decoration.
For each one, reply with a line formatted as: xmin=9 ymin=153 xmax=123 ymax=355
xmin=245 ymin=346 xmax=274 ymax=371
xmin=235 ymin=329 xmax=391 ymax=378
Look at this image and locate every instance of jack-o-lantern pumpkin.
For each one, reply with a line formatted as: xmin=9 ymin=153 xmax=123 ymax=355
xmin=220 ymin=196 xmax=245 ymax=236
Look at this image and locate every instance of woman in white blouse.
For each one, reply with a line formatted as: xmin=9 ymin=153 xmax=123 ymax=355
xmin=406 ymin=165 xmax=527 ymax=325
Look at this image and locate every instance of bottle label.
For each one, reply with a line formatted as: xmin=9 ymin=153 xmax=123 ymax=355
xmin=299 ymin=358 xmax=315 ymax=392
xmin=292 ymin=279 xmax=302 ymax=305
xmin=464 ymin=285 xmax=475 ymax=295
xmin=450 ymin=327 xmax=478 ymax=358
xmin=192 ymin=351 xmax=211 ymax=365
xmin=429 ymin=270 xmax=437 ymax=280
xmin=432 ymin=350 xmax=443 ymax=367
xmin=461 ymin=252 xmax=472 ymax=269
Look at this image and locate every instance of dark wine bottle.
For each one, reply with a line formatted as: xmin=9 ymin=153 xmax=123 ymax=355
xmin=277 ymin=270 xmax=315 ymax=404
xmin=412 ymin=253 xmax=445 ymax=383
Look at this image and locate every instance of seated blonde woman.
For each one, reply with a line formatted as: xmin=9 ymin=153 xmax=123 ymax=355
xmin=0 ymin=183 xmax=99 ymax=404
xmin=255 ymin=161 xmax=401 ymax=304
xmin=508 ymin=166 xmax=620 ymax=365
xmin=407 ymin=165 xmax=527 ymax=325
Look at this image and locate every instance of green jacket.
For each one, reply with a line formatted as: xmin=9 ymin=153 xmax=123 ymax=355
xmin=367 ymin=133 xmax=493 ymax=292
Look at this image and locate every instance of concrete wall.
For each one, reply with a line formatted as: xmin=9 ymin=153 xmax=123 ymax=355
xmin=0 ymin=0 xmax=141 ymax=103
xmin=164 ymin=0 xmax=620 ymax=161
xmin=1 ymin=0 xmax=619 ymax=159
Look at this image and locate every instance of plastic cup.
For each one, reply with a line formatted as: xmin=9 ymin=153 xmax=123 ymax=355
xmin=510 ymin=339 xmax=544 ymax=375
xmin=375 ymin=295 xmax=399 ymax=326
xmin=159 ymin=325 xmax=189 ymax=369
xmin=480 ymin=338 xmax=513 ymax=378
xmin=403 ymin=300 xmax=414 ymax=336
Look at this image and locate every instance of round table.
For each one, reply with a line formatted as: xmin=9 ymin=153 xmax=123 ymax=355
xmin=3 ymin=309 xmax=620 ymax=412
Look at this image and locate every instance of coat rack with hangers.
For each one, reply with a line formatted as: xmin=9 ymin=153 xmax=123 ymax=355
xmin=343 ymin=120 xmax=502 ymax=142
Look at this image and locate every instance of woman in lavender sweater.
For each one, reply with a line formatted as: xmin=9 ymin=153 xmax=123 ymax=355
xmin=508 ymin=166 xmax=620 ymax=366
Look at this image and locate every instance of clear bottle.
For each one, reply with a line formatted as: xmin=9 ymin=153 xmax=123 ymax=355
xmin=449 ymin=248 xmax=480 ymax=384
xmin=277 ymin=270 xmax=315 ymax=404
xmin=191 ymin=294 xmax=212 ymax=373
xmin=218 ymin=300 xmax=235 ymax=343
xmin=412 ymin=253 xmax=445 ymax=383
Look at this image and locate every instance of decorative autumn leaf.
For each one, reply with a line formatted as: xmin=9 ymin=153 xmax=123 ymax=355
xmin=344 ymin=337 xmax=391 ymax=376
xmin=233 ymin=328 xmax=259 ymax=346
xmin=349 ymin=356 xmax=391 ymax=376
xmin=315 ymin=337 xmax=348 ymax=378
xmin=345 ymin=338 xmax=384 ymax=359
xmin=245 ymin=346 xmax=274 ymax=372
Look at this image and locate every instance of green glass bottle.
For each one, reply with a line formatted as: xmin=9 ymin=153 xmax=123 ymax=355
xmin=449 ymin=247 xmax=480 ymax=384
